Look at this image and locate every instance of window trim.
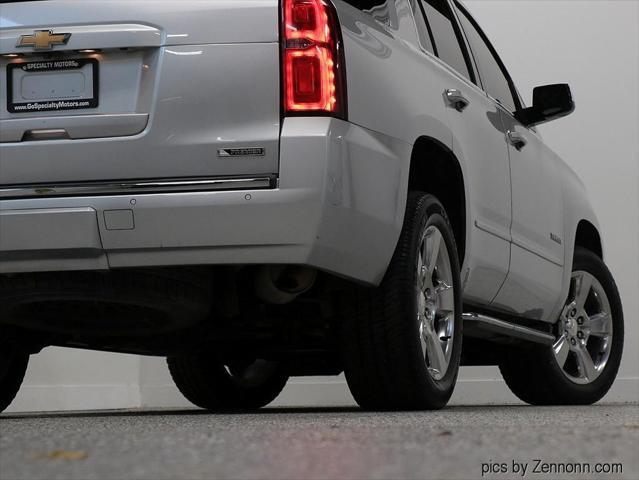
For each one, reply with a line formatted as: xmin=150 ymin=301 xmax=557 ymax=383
xmin=452 ymin=0 xmax=523 ymax=113
xmin=413 ymin=0 xmax=439 ymax=56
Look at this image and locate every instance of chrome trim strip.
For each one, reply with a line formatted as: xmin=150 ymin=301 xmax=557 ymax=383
xmin=463 ymin=312 xmax=555 ymax=345
xmin=474 ymin=219 xmax=511 ymax=243
xmin=474 ymin=219 xmax=563 ymax=267
xmin=1 ymin=113 xmax=149 ymax=143
xmin=0 ymin=177 xmax=274 ymax=200
xmin=511 ymin=234 xmax=564 ymax=267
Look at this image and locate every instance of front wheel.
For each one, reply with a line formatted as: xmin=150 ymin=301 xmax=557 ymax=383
xmin=341 ymin=192 xmax=463 ymax=410
xmin=499 ymin=247 xmax=624 ymax=405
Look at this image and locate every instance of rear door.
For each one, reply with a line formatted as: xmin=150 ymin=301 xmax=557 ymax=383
xmin=418 ymin=0 xmax=512 ymax=305
xmin=0 ymin=0 xmax=281 ymax=186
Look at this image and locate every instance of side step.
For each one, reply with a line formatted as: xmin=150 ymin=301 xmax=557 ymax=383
xmin=462 ymin=312 xmax=555 ymax=346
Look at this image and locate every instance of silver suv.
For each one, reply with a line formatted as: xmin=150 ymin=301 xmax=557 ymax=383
xmin=0 ymin=0 xmax=623 ymax=412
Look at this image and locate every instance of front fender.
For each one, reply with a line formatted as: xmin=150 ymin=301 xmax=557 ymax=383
xmin=551 ymin=161 xmax=602 ymax=320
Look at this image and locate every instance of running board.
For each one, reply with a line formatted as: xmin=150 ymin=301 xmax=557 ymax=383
xmin=463 ymin=313 xmax=555 ymax=346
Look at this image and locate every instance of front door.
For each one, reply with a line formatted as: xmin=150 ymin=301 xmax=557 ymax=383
xmin=491 ymin=115 xmax=566 ymax=321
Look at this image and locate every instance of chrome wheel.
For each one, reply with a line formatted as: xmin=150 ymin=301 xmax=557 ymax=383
xmin=416 ymin=225 xmax=455 ymax=381
xmin=554 ymin=271 xmax=613 ymax=384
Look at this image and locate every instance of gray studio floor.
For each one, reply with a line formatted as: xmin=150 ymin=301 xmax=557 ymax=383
xmin=1 ymin=404 xmax=637 ymax=480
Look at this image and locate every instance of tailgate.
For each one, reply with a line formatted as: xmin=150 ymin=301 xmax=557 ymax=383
xmin=0 ymin=0 xmax=281 ymax=186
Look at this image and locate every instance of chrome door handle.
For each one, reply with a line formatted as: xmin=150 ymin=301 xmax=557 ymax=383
xmin=507 ymin=130 xmax=528 ymax=150
xmin=445 ymin=89 xmax=470 ymax=112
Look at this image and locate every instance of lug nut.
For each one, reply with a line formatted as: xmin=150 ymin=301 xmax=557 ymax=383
xmin=570 ymin=308 xmax=577 ymax=317
xmin=570 ymin=338 xmax=577 ymax=346
xmin=577 ymin=331 xmax=584 ymax=339
xmin=577 ymin=317 xmax=584 ymax=325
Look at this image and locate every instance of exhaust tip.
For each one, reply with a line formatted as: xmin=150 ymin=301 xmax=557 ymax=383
xmin=255 ymin=265 xmax=317 ymax=304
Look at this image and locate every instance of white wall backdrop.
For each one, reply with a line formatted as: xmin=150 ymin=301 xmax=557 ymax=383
xmin=7 ymin=0 xmax=638 ymax=412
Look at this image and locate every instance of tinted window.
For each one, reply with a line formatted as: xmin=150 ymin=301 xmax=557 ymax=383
xmin=410 ymin=0 xmax=435 ymax=54
xmin=456 ymin=7 xmax=516 ymax=112
xmin=420 ymin=0 xmax=470 ymax=80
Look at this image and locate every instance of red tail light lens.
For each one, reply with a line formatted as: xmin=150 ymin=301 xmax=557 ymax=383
xmin=282 ymin=0 xmax=346 ymax=118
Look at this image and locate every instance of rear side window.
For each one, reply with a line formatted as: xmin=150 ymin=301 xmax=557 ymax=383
xmin=419 ymin=0 xmax=471 ymax=80
xmin=456 ymin=6 xmax=517 ymax=112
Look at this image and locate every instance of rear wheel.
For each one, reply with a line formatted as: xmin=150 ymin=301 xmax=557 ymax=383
xmin=341 ymin=193 xmax=463 ymax=410
xmin=167 ymin=355 xmax=289 ymax=411
xmin=499 ymin=247 xmax=624 ymax=405
xmin=0 ymin=347 xmax=29 ymax=413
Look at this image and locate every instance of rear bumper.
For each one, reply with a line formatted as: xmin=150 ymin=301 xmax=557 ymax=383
xmin=0 ymin=118 xmax=411 ymax=284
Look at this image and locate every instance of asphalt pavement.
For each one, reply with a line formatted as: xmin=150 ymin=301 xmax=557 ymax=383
xmin=1 ymin=404 xmax=637 ymax=480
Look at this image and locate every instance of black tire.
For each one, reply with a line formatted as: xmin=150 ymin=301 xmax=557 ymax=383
xmin=499 ymin=247 xmax=624 ymax=405
xmin=167 ymin=355 xmax=289 ymax=411
xmin=0 ymin=269 xmax=211 ymax=336
xmin=0 ymin=349 xmax=28 ymax=413
xmin=341 ymin=192 xmax=463 ymax=410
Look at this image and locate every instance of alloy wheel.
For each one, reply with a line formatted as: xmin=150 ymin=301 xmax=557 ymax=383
xmin=553 ymin=271 xmax=613 ymax=384
xmin=416 ymin=225 xmax=455 ymax=381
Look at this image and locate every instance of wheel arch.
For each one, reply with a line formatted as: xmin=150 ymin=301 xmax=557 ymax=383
xmin=407 ymin=136 xmax=467 ymax=265
xmin=575 ymin=219 xmax=603 ymax=259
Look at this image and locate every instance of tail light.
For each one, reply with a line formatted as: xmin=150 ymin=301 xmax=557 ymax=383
xmin=281 ymin=0 xmax=347 ymax=119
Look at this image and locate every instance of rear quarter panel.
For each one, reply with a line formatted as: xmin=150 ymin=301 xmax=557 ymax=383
xmin=333 ymin=0 xmax=506 ymax=301
xmin=334 ymin=0 xmax=453 ymax=148
xmin=332 ymin=0 xmax=468 ymax=275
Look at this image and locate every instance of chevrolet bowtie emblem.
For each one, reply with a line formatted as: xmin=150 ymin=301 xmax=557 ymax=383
xmin=17 ymin=30 xmax=71 ymax=50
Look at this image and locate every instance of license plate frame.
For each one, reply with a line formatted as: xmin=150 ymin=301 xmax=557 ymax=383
xmin=6 ymin=58 xmax=99 ymax=114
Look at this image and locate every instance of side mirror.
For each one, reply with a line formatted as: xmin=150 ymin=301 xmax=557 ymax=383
xmin=515 ymin=84 xmax=575 ymax=127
